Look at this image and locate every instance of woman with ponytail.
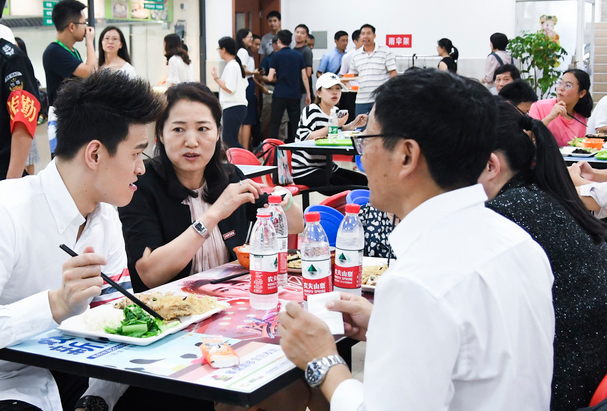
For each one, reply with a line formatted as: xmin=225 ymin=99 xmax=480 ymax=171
xmin=529 ymin=69 xmax=592 ymax=146
xmin=437 ymin=38 xmax=458 ymax=73
xmin=235 ymin=28 xmax=260 ymax=149
xmin=212 ymin=36 xmax=248 ymax=148
xmin=479 ymin=99 xmax=607 ymax=411
xmin=163 ymin=33 xmax=194 ymax=86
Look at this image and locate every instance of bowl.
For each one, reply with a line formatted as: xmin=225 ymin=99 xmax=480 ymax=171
xmin=233 ymin=245 xmax=250 ymax=269
xmin=350 ymin=85 xmax=359 ymax=91
xmin=583 ymin=138 xmax=604 ymax=150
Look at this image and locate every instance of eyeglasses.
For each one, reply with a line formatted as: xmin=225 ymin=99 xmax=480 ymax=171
xmin=350 ymin=134 xmax=385 ymax=156
xmin=72 ymin=20 xmax=88 ymax=26
xmin=556 ymin=80 xmax=575 ymax=90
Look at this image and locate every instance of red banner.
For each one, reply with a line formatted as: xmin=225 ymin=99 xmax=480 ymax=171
xmin=386 ymin=34 xmax=412 ymax=48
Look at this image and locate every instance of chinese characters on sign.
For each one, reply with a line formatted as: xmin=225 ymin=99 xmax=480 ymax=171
xmin=386 ymin=34 xmax=412 ymax=48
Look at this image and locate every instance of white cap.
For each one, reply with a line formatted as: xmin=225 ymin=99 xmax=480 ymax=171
xmin=316 ymin=73 xmax=345 ymax=91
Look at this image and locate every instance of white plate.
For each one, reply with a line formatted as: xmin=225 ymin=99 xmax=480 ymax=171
xmin=58 ymin=302 xmax=229 ymax=346
xmin=361 ymin=257 xmax=389 ymax=293
xmin=560 ymin=146 xmax=595 ymax=157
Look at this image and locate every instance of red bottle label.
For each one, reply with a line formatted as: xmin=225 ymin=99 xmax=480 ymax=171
xmin=334 ymin=249 xmax=363 ymax=289
xmin=303 ymin=275 xmax=333 ymax=300
xmin=250 ymin=254 xmax=278 ymax=295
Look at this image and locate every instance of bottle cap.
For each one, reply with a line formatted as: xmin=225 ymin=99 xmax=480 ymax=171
xmin=256 ymin=208 xmax=271 ymax=218
xmin=305 ymin=211 xmax=320 ymax=223
xmin=345 ymin=204 xmax=360 ymax=214
xmin=268 ymin=195 xmax=282 ymax=204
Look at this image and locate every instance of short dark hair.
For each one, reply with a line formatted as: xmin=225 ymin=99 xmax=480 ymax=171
xmin=493 ymin=64 xmax=520 ymax=81
xmin=295 ymin=24 xmax=309 ymax=36
xmin=98 ymin=26 xmax=131 ymax=67
xmin=490 ymin=33 xmax=509 ymax=50
xmin=164 ymin=33 xmax=191 ymax=65
xmin=271 ymin=36 xmax=278 ymax=44
xmin=52 ymin=0 xmax=85 ymax=31
xmin=308 ymin=34 xmax=315 ymax=40
xmin=352 ymin=30 xmax=361 ymax=42
xmin=253 ymin=34 xmax=261 ymax=41
xmin=498 ymin=80 xmax=538 ymax=105
xmin=54 ymin=70 xmax=163 ymax=160
xmin=335 ymin=30 xmax=348 ymax=41
xmin=373 ymin=69 xmax=497 ymax=190
xmin=277 ymin=30 xmax=292 ymax=46
xmin=360 ymin=24 xmax=376 ymax=34
xmin=153 ymin=82 xmax=232 ymax=203
xmin=267 ymin=10 xmax=281 ymax=20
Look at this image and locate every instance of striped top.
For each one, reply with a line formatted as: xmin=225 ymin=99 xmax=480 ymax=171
xmin=348 ymin=44 xmax=397 ymax=104
xmin=292 ymin=104 xmax=339 ymax=178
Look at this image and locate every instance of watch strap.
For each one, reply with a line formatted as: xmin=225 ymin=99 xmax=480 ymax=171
xmin=192 ymin=220 xmax=211 ymax=239
xmin=74 ymin=396 xmax=108 ymax=411
xmin=306 ymin=354 xmax=347 ymax=388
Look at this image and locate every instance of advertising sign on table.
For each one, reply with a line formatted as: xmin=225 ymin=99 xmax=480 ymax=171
xmin=386 ymin=34 xmax=412 ymax=48
xmin=105 ymin=0 xmax=173 ymax=22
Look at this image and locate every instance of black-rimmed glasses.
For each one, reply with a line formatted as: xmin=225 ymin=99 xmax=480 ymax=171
xmin=73 ymin=20 xmax=89 ymax=26
xmin=350 ymin=134 xmax=385 ymax=156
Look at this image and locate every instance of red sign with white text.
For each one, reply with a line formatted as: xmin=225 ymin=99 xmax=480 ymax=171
xmin=386 ymin=34 xmax=412 ymax=48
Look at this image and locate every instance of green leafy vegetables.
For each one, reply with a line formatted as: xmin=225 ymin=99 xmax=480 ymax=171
xmin=105 ymin=305 xmax=179 ymax=338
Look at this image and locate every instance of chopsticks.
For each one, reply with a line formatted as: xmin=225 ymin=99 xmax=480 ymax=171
xmin=567 ymin=113 xmax=588 ymax=128
xmin=59 ymin=244 xmax=165 ymax=321
xmin=209 ymin=271 xmax=250 ymax=284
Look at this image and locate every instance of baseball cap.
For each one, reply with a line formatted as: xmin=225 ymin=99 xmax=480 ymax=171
xmin=316 ymin=73 xmax=345 ymax=91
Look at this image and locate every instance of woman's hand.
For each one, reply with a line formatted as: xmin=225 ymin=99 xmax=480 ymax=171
xmin=338 ymin=113 xmax=349 ymax=128
xmin=345 ymin=114 xmax=368 ymax=131
xmin=206 ymin=179 xmax=264 ymax=222
xmin=548 ymin=100 xmax=568 ymax=121
xmin=211 ymin=67 xmax=219 ymax=82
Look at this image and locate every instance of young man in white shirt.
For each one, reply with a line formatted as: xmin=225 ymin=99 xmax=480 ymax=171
xmin=0 ymin=70 xmax=162 ymax=411
xmin=279 ymin=69 xmax=555 ymax=410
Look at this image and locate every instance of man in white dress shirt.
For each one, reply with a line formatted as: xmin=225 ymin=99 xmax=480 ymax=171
xmin=279 ymin=69 xmax=555 ymax=410
xmin=0 ymin=70 xmax=162 ymax=411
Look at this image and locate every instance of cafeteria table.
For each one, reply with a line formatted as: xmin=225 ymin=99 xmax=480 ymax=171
xmin=236 ymin=164 xmax=278 ymax=179
xmin=278 ymin=140 xmax=367 ymax=209
xmin=563 ymin=156 xmax=607 ymax=169
xmin=0 ymin=263 xmax=357 ymax=407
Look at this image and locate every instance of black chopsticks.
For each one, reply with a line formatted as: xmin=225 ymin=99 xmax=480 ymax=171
xmin=209 ymin=271 xmax=250 ymax=284
xmin=567 ymin=113 xmax=588 ymax=128
xmin=59 ymin=244 xmax=165 ymax=321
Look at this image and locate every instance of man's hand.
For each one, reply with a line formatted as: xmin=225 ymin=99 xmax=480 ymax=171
xmin=328 ymin=293 xmax=373 ymax=341
xmin=278 ymin=302 xmax=338 ymax=369
xmin=85 ymin=26 xmax=95 ymax=44
xmin=48 ymin=246 xmax=105 ymax=324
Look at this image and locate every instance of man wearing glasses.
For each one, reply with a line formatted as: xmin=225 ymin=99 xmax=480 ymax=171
xmin=43 ymin=0 xmax=97 ymax=155
xmin=279 ymin=69 xmax=555 ymax=410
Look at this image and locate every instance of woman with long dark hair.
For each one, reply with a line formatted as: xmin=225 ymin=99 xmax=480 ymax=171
xmin=211 ymin=36 xmax=249 ymax=149
xmin=437 ymin=38 xmax=458 ymax=73
xmin=163 ymin=33 xmax=194 ymax=86
xmin=478 ymin=99 xmax=607 ymax=411
xmin=118 ymin=82 xmax=302 ymax=292
xmin=235 ymin=28 xmax=259 ymax=149
xmin=98 ymin=26 xmax=136 ymax=78
xmin=529 ymin=69 xmax=592 ymax=146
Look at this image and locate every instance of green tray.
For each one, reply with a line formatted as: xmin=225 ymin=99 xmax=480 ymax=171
xmin=315 ymin=139 xmax=353 ymax=146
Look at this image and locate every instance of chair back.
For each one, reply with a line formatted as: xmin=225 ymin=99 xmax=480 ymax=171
xmin=346 ymin=189 xmax=370 ymax=206
xmin=304 ymin=205 xmax=344 ymax=247
xmin=226 ymin=148 xmax=263 ymax=184
xmin=319 ymin=190 xmax=351 ymax=215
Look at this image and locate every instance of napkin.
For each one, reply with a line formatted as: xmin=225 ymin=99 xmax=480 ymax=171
xmin=307 ymin=292 xmax=345 ymax=335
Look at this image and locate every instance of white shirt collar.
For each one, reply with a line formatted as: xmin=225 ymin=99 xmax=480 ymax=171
xmin=39 ymin=160 xmax=86 ymax=233
xmin=389 ymin=184 xmax=488 ymax=257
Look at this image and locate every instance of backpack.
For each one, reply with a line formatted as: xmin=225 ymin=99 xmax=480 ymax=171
xmin=253 ymin=141 xmax=294 ymax=185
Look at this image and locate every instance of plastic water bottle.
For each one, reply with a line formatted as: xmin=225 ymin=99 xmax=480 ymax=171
xmin=328 ymin=110 xmax=339 ymax=143
xmin=334 ymin=204 xmax=364 ymax=296
xmin=301 ymin=211 xmax=332 ymax=300
xmin=268 ymin=195 xmax=288 ymax=289
xmin=249 ymin=209 xmax=278 ymax=310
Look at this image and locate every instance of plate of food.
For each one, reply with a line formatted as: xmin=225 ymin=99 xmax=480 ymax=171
xmin=58 ymin=292 xmax=228 ymax=346
xmin=560 ymin=146 xmax=596 ymax=157
xmin=287 ymin=250 xmax=302 ymax=273
xmin=361 ymin=257 xmax=389 ymax=293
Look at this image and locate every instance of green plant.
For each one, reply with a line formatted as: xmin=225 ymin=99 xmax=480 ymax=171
xmin=507 ymin=30 xmax=568 ymax=99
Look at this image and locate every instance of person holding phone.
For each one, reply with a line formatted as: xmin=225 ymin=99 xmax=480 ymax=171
xmin=291 ymin=73 xmax=368 ymax=191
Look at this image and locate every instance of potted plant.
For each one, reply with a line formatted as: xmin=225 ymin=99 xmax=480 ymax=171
xmin=507 ymin=30 xmax=568 ymax=99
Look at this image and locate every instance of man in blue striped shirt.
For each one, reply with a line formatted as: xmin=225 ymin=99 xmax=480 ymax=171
xmin=317 ymin=31 xmax=348 ymax=77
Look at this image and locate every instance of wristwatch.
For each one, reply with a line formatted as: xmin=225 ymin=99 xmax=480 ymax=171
xmin=74 ymin=396 xmax=108 ymax=411
xmin=305 ymin=354 xmax=347 ymax=388
xmin=192 ymin=220 xmax=211 ymax=239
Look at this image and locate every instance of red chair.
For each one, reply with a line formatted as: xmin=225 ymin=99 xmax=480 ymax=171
xmin=590 ymin=373 xmax=607 ymax=406
xmin=256 ymin=139 xmax=310 ymax=198
xmin=319 ymin=190 xmax=351 ymax=215
xmin=226 ymin=148 xmax=274 ymax=194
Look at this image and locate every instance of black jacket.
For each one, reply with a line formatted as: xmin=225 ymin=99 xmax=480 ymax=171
xmin=119 ymin=161 xmax=267 ymax=292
